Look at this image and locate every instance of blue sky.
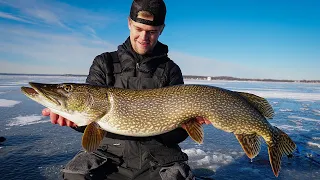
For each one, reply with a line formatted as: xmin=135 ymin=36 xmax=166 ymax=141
xmin=0 ymin=0 xmax=319 ymax=80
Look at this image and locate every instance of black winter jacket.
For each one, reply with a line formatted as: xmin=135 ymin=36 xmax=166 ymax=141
xmin=73 ymin=38 xmax=189 ymax=168
xmin=75 ymin=38 xmax=189 ymax=146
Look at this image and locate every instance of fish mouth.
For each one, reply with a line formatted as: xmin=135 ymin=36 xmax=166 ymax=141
xmin=22 ymin=82 xmax=62 ymax=106
xmin=21 ymin=86 xmax=38 ymax=96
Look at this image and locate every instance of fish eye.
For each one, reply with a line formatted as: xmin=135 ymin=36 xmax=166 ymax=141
xmin=64 ymin=85 xmax=72 ymax=92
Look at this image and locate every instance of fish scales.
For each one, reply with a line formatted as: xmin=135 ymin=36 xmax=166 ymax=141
xmin=101 ymin=85 xmax=267 ymax=137
xmin=21 ymin=82 xmax=296 ymax=177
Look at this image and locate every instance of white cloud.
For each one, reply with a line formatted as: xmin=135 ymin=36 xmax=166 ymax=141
xmin=0 ymin=0 xmax=117 ymax=30
xmin=0 ymin=24 xmax=117 ymax=74
xmin=170 ymin=50 xmax=320 ymax=80
xmin=0 ymin=11 xmax=34 ymax=24
xmin=0 ymin=0 xmax=123 ymax=74
xmin=0 ymin=60 xmax=83 ymax=75
xmin=169 ymin=51 xmax=270 ymax=79
xmin=1 ymin=0 xmax=317 ymax=80
xmin=25 ymin=8 xmax=69 ymax=29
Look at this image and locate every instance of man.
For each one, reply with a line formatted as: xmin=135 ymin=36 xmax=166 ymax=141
xmin=43 ymin=0 xmax=209 ymax=179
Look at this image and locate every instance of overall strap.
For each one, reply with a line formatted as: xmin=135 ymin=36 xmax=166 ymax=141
xmin=110 ymin=51 xmax=122 ymax=74
xmin=105 ymin=51 xmax=122 ymax=86
xmin=153 ymin=58 xmax=171 ymax=86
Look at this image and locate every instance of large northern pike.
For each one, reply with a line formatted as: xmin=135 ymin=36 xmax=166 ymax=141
xmin=21 ymin=82 xmax=296 ymax=177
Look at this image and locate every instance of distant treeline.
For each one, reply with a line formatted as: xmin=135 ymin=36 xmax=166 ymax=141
xmin=1 ymin=73 xmax=319 ymax=83
xmin=183 ymin=75 xmax=320 ymax=84
xmin=0 ymin=73 xmax=87 ymax=77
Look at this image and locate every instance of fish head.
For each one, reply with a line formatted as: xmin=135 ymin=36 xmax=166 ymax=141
xmin=21 ymin=82 xmax=104 ymax=126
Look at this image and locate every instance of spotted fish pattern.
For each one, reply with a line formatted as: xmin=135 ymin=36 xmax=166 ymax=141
xmin=21 ymin=82 xmax=296 ymax=177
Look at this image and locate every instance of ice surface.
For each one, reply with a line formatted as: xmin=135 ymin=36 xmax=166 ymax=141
xmin=244 ymin=90 xmax=320 ymax=101
xmin=288 ymin=115 xmax=319 ymax=122
xmin=0 ymin=75 xmax=319 ymax=180
xmin=0 ymin=99 xmax=20 ymax=107
xmin=183 ymin=148 xmax=241 ymax=172
xmin=307 ymin=142 xmax=320 ymax=148
xmin=7 ymin=115 xmax=49 ymax=126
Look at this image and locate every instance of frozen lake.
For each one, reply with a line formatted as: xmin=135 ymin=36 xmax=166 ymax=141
xmin=0 ymin=75 xmax=319 ymax=180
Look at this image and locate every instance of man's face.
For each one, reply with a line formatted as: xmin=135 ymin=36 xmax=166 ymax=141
xmin=128 ymin=18 xmax=164 ymax=55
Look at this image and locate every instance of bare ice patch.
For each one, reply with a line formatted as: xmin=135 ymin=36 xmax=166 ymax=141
xmin=185 ymin=80 xmax=320 ymax=101
xmin=7 ymin=115 xmax=49 ymax=126
xmin=288 ymin=115 xmax=319 ymax=123
xmin=307 ymin=142 xmax=320 ymax=149
xmin=183 ymin=148 xmax=207 ymax=157
xmin=0 ymin=99 xmax=21 ymax=107
xmin=274 ymin=124 xmax=309 ymax=132
xmin=279 ymin=108 xmax=293 ymax=112
xmin=313 ymin=109 xmax=320 ymax=116
xmin=182 ymin=148 xmax=243 ymax=171
xmin=244 ymin=90 xmax=320 ymax=101
xmin=312 ymin=137 xmax=320 ymax=140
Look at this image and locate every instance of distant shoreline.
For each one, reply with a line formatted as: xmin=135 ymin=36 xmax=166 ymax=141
xmin=0 ymin=73 xmax=319 ymax=84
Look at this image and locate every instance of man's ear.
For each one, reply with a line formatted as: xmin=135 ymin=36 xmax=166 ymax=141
xmin=128 ymin=17 xmax=132 ymax=30
xmin=159 ymin=24 xmax=165 ymax=35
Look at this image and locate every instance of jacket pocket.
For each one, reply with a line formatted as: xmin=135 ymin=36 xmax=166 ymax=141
xmin=95 ymin=138 xmax=125 ymax=165
xmin=99 ymin=138 xmax=125 ymax=157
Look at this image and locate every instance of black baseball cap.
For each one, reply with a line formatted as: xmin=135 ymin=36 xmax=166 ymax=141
xmin=129 ymin=0 xmax=166 ymax=26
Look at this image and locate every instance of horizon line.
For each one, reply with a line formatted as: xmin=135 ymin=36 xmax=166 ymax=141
xmin=1 ymin=72 xmax=319 ymax=82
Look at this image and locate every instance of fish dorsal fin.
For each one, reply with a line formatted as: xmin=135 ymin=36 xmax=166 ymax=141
xmin=82 ymin=122 xmax=106 ymax=152
xmin=182 ymin=119 xmax=204 ymax=144
xmin=235 ymin=134 xmax=261 ymax=159
xmin=237 ymin=92 xmax=274 ymax=119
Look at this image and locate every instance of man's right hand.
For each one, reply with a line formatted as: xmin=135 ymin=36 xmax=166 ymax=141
xmin=42 ymin=108 xmax=77 ymax=127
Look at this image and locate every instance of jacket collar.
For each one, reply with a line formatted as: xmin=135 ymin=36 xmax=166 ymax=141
xmin=117 ymin=37 xmax=170 ymax=75
xmin=117 ymin=37 xmax=169 ymax=64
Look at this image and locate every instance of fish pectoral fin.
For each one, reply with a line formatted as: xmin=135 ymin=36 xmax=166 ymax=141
xmin=235 ymin=134 xmax=261 ymax=159
xmin=82 ymin=122 xmax=106 ymax=152
xmin=182 ymin=118 xmax=204 ymax=144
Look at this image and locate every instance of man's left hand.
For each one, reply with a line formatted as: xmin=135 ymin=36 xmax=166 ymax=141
xmin=195 ymin=116 xmax=211 ymax=125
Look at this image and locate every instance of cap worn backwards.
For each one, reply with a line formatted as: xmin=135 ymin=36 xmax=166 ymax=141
xmin=130 ymin=0 xmax=166 ymax=26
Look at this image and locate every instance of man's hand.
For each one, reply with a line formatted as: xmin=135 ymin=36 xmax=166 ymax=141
xmin=195 ymin=116 xmax=211 ymax=125
xmin=181 ymin=116 xmax=211 ymax=132
xmin=42 ymin=108 xmax=77 ymax=127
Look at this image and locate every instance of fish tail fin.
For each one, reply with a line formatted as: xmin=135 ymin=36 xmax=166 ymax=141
xmin=276 ymin=127 xmax=297 ymax=156
xmin=235 ymin=134 xmax=261 ymax=159
xmin=82 ymin=122 xmax=106 ymax=152
xmin=267 ymin=127 xmax=296 ymax=177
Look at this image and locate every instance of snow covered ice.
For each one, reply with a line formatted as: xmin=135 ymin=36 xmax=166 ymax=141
xmin=0 ymin=75 xmax=319 ymax=180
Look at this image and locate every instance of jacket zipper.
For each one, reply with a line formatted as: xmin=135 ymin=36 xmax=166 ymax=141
xmin=135 ymin=63 xmax=140 ymax=76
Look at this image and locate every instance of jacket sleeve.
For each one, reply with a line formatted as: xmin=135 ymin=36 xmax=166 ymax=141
xmin=72 ymin=54 xmax=108 ymax=133
xmin=168 ymin=64 xmax=184 ymax=85
xmin=85 ymin=54 xmax=108 ymax=86
xmin=155 ymin=62 xmax=189 ymax=146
